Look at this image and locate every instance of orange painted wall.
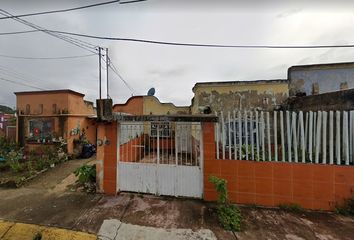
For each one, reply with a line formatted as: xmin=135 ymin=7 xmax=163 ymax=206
xmin=113 ymin=96 xmax=143 ymax=115
xmin=66 ymin=117 xmax=96 ymax=154
xmin=120 ymin=135 xmax=145 ymax=162
xmin=103 ymin=122 xmax=117 ymax=195
xmin=202 ymin=122 xmax=354 ymax=211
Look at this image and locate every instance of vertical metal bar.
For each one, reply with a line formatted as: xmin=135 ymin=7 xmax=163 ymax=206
xmin=274 ymin=111 xmax=278 ymax=162
xmin=350 ymin=111 xmax=354 ymax=164
xmin=175 ymin=123 xmax=178 ymax=165
xmin=228 ymin=111 xmax=232 ymax=159
xmin=266 ymin=111 xmax=271 ymax=161
xmin=245 ymin=110 xmax=248 ymax=160
xmin=292 ymin=112 xmax=298 ymax=163
xmin=233 ymin=110 xmax=237 ymax=159
xmin=221 ymin=112 xmax=225 ymax=159
xmin=322 ymin=112 xmax=327 ymax=164
xmin=286 ymin=111 xmax=292 ymax=162
xmin=313 ymin=112 xmax=317 ymax=150
xmin=305 ymin=112 xmax=309 ymax=151
xmin=157 ymin=123 xmax=160 ymax=164
xmin=215 ymin=112 xmax=220 ymax=159
xmin=238 ymin=111 xmax=242 ymax=160
xmin=280 ymin=111 xmax=285 ymax=162
xmin=261 ymin=111 xmax=265 ymax=161
xmin=336 ymin=111 xmax=341 ymax=165
xmin=329 ymin=111 xmax=334 ymax=165
xmin=256 ymin=111 xmax=260 ymax=161
xmin=343 ymin=111 xmax=349 ymax=165
xmin=309 ymin=111 xmax=313 ymax=163
xmin=315 ymin=111 xmax=322 ymax=164
xmin=299 ymin=111 xmax=305 ymax=163
xmin=250 ymin=111 xmax=254 ymax=160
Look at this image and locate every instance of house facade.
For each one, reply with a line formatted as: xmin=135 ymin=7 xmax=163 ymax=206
xmin=15 ymin=90 xmax=97 ymax=155
xmin=0 ymin=113 xmax=16 ymax=141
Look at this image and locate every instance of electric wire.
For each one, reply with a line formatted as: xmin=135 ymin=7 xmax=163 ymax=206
xmin=0 ymin=9 xmax=98 ymax=54
xmin=0 ymin=76 xmax=45 ymax=90
xmin=0 ymin=0 xmax=147 ymax=20
xmin=0 ymin=64 xmax=46 ymax=86
xmin=0 ymin=53 xmax=96 ymax=60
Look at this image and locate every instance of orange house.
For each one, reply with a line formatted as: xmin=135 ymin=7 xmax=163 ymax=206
xmin=15 ymin=90 xmax=97 ymax=155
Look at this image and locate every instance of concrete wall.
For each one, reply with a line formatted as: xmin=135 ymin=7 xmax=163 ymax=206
xmin=289 ymin=63 xmax=354 ymax=97
xmin=286 ymin=88 xmax=354 ymax=111
xmin=191 ymin=80 xmax=288 ymax=114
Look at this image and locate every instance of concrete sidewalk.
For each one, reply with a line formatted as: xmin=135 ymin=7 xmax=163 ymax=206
xmin=0 ymin=220 xmax=96 ymax=240
xmin=97 ymin=219 xmax=217 ymax=240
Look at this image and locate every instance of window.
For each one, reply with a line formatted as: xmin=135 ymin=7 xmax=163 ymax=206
xmin=151 ymin=122 xmax=171 ymax=138
xmin=28 ymin=119 xmax=53 ymax=142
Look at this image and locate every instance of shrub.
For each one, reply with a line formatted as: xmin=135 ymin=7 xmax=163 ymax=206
xmin=278 ymin=203 xmax=304 ymax=212
xmin=209 ymin=175 xmax=241 ymax=232
xmin=74 ymin=164 xmax=96 ymax=193
xmin=335 ymin=195 xmax=354 ymax=216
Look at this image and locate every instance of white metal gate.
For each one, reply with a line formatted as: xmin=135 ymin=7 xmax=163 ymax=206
xmin=117 ymin=121 xmax=203 ymax=198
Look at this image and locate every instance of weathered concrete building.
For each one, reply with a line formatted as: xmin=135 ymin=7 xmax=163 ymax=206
xmin=191 ymin=80 xmax=289 ymax=114
xmin=288 ymin=62 xmax=354 ymax=97
xmin=15 ymin=90 xmax=97 ymax=155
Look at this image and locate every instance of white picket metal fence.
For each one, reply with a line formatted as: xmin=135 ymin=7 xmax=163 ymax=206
xmin=215 ymin=110 xmax=354 ymax=165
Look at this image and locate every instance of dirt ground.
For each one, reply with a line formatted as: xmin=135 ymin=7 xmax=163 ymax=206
xmin=0 ymin=158 xmax=353 ymax=240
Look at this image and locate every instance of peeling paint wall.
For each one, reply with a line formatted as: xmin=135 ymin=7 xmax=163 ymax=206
xmin=289 ymin=64 xmax=354 ymax=96
xmin=191 ymin=81 xmax=288 ymax=114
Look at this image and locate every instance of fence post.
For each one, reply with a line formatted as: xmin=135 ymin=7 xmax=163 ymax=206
xmin=329 ymin=111 xmax=334 ymax=165
xmin=233 ymin=110 xmax=237 ymax=159
xmin=299 ymin=111 xmax=305 ymax=163
xmin=280 ymin=111 xmax=285 ymax=162
xmin=215 ymin=112 xmax=220 ymax=160
xmin=315 ymin=111 xmax=322 ymax=164
xmin=336 ymin=111 xmax=341 ymax=165
xmin=322 ymin=111 xmax=327 ymax=164
xmin=245 ymin=110 xmax=248 ymax=160
xmin=261 ymin=111 xmax=265 ymax=161
xmin=250 ymin=111 xmax=255 ymax=160
xmin=343 ymin=111 xmax=349 ymax=165
xmin=256 ymin=111 xmax=260 ymax=161
xmin=221 ymin=111 xmax=225 ymax=159
xmin=238 ymin=111 xmax=242 ymax=160
xmin=292 ymin=112 xmax=298 ymax=163
xmin=274 ymin=111 xmax=278 ymax=162
xmin=267 ymin=112 xmax=271 ymax=161
xmin=309 ymin=111 xmax=313 ymax=163
xmin=286 ymin=111 xmax=292 ymax=162
xmin=228 ymin=111 xmax=232 ymax=160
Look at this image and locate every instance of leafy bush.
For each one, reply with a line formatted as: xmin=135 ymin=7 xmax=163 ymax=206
xmin=209 ymin=175 xmax=241 ymax=232
xmin=74 ymin=164 xmax=96 ymax=193
xmin=278 ymin=203 xmax=304 ymax=212
xmin=6 ymin=149 xmax=25 ymax=172
xmin=335 ymin=195 xmax=354 ymax=216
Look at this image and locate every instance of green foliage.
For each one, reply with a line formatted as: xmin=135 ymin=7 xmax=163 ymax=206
xmin=6 ymin=149 xmax=25 ymax=172
xmin=278 ymin=203 xmax=304 ymax=212
xmin=0 ymin=105 xmax=14 ymax=114
xmin=209 ymin=175 xmax=242 ymax=232
xmin=335 ymin=195 xmax=354 ymax=216
xmin=74 ymin=164 xmax=96 ymax=193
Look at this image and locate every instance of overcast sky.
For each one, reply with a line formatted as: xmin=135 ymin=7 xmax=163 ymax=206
xmin=1 ymin=0 xmax=354 ymax=108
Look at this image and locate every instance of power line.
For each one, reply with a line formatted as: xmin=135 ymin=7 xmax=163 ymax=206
xmin=50 ymin=30 xmax=354 ymax=49
xmin=0 ymin=0 xmax=147 ymax=20
xmin=101 ymin=56 xmax=135 ymax=94
xmin=0 ymin=76 xmax=45 ymax=90
xmin=2 ymin=28 xmax=354 ymax=49
xmin=0 ymin=53 xmax=96 ymax=60
xmin=0 ymin=64 xmax=46 ymax=86
xmin=0 ymin=9 xmax=98 ymax=54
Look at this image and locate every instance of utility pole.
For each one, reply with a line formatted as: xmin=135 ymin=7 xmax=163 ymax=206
xmin=98 ymin=47 xmax=102 ymax=99
xmin=106 ymin=48 xmax=109 ymax=99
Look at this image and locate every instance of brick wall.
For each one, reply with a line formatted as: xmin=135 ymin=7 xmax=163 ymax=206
xmin=202 ymin=122 xmax=354 ymax=211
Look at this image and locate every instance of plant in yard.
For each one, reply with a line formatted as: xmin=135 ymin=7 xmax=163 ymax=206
xmin=335 ymin=194 xmax=354 ymax=216
xmin=209 ymin=175 xmax=241 ymax=232
xmin=5 ymin=148 xmax=25 ymax=172
xmin=278 ymin=203 xmax=304 ymax=212
xmin=74 ymin=164 xmax=96 ymax=193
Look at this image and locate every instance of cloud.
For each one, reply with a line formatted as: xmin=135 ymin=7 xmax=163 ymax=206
xmin=276 ymin=8 xmax=302 ymax=18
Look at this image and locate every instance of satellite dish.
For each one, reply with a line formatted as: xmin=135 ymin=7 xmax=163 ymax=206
xmin=147 ymin=88 xmax=155 ymax=96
